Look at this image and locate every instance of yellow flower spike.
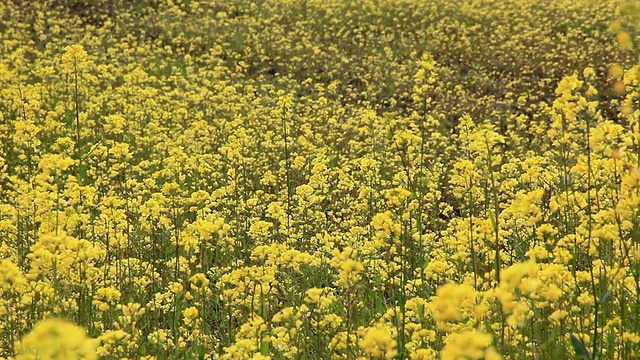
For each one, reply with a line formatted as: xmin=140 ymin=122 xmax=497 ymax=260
xmin=61 ymin=44 xmax=90 ymax=73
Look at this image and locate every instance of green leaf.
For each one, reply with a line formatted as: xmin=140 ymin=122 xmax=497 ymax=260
xmin=569 ymin=332 xmax=592 ymax=359
xmin=260 ymin=340 xmax=271 ymax=355
xmin=259 ymin=292 xmax=267 ymax=319
xmin=417 ymin=303 xmax=425 ymax=321
xmin=422 ymin=257 xmax=430 ymax=270
xmin=489 ymin=210 xmax=497 ymax=231
xmin=599 ymin=289 xmax=613 ymax=304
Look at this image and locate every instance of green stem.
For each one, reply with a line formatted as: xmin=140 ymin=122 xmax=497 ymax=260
xmin=282 ymin=109 xmax=292 ymax=238
xmin=584 ymin=115 xmax=599 ymax=359
xmin=484 ymin=136 xmax=500 ymax=286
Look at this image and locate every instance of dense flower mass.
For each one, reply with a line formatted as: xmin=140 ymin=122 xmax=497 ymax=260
xmin=1 ymin=0 xmax=640 ymax=359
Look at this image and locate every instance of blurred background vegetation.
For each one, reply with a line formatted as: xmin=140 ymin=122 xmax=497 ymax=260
xmin=4 ymin=0 xmax=635 ymax=129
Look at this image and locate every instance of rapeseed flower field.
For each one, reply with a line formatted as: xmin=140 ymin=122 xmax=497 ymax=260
xmin=2 ymin=0 xmax=640 ymax=358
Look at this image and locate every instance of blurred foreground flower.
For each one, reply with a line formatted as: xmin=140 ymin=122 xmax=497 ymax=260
xmin=15 ymin=318 xmax=98 ymax=360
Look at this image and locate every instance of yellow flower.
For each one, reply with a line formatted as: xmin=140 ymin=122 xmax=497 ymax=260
xmin=549 ymin=310 xmax=568 ymax=324
xmin=0 ymin=259 xmax=28 ymax=293
xmin=609 ymin=64 xmax=624 ymax=79
xmin=304 ymin=288 xmax=324 ymax=304
xmin=93 ymin=286 xmax=122 ymax=310
xmin=337 ymin=259 xmax=364 ymax=288
xmin=359 ymin=324 xmax=398 ymax=359
xmin=429 ymin=283 xmax=478 ymax=331
xmin=97 ymin=330 xmax=131 ymax=356
xmin=190 ymin=217 xmax=225 ymax=239
xmin=617 ymin=31 xmax=634 ymax=50
xmin=499 ymin=262 xmax=532 ymax=291
xmin=15 ymin=318 xmax=98 ymax=360
xmin=542 ymin=284 xmax=563 ymax=302
xmin=183 ymin=306 xmax=199 ymax=326
xmin=441 ymin=330 xmax=500 ymax=360
xmin=190 ymin=273 xmax=210 ymax=291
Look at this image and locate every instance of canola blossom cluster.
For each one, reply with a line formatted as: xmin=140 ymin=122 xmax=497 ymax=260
xmin=2 ymin=0 xmax=640 ymax=359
